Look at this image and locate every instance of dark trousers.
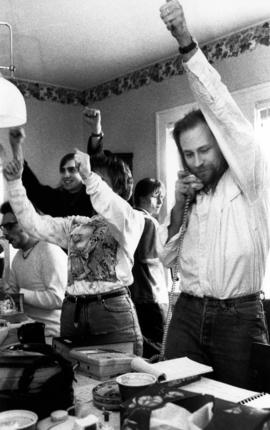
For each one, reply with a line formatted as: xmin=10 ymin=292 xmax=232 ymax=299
xmin=135 ymin=302 xmax=167 ymax=358
xmin=165 ymin=292 xmax=269 ymax=390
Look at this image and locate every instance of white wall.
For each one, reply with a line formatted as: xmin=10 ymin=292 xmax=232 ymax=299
xmin=0 ymin=44 xmax=269 ymax=192
xmin=0 ymin=98 xmax=84 ymax=188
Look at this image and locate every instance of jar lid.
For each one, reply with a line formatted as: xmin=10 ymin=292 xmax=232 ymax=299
xmin=50 ymin=410 xmax=68 ymax=423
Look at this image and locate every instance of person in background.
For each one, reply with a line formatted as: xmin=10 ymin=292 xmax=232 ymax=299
xmin=130 ymin=178 xmax=169 ymax=358
xmin=0 ymin=202 xmax=67 ymax=340
xmin=4 ymin=144 xmax=144 ymax=355
xmin=9 ymin=108 xmax=104 ymax=217
xmin=158 ymin=0 xmax=270 ymax=389
xmin=84 ymin=107 xmax=134 ymax=203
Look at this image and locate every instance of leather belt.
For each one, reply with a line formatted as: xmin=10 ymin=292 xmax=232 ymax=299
xmin=65 ymin=287 xmax=128 ymax=304
xmin=180 ymin=291 xmax=262 ymax=306
xmin=65 ymin=288 xmax=129 ymax=325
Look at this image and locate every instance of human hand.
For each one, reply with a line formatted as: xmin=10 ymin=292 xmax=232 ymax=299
xmin=175 ymin=170 xmax=203 ymax=203
xmin=74 ymin=149 xmax=91 ymax=181
xmin=3 ymin=158 xmax=23 ymax=181
xmin=9 ymin=127 xmax=25 ymax=160
xmin=82 ymin=107 xmax=102 ymax=135
xmin=160 ymin=0 xmax=192 ymax=46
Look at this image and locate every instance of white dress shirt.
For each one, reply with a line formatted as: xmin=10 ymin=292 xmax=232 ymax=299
xmin=158 ymin=49 xmax=270 ymax=299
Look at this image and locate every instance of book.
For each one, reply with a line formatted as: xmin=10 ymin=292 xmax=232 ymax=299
xmin=130 ymin=356 xmax=213 ymax=382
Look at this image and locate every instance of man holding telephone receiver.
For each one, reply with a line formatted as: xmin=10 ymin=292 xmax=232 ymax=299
xmin=159 ymin=0 xmax=270 ymax=389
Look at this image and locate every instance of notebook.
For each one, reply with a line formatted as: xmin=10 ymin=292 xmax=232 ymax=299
xmin=240 ymin=393 xmax=270 ymax=409
xmin=183 ymin=376 xmax=270 ymax=409
xmin=183 ymin=377 xmax=260 ymax=403
xmin=131 ymin=356 xmax=213 ymax=382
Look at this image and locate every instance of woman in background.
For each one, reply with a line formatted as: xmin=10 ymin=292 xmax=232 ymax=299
xmin=130 ymin=178 xmax=169 ymax=358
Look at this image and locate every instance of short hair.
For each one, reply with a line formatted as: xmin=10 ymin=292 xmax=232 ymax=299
xmin=91 ymin=151 xmax=133 ymax=201
xmin=173 ymin=109 xmax=208 ymax=169
xmin=134 ymin=178 xmax=164 ymax=207
xmin=59 ymin=153 xmax=75 ymax=172
xmin=0 ymin=201 xmax=14 ymax=215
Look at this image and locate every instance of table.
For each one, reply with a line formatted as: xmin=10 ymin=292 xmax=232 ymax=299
xmin=74 ymin=372 xmax=120 ymax=429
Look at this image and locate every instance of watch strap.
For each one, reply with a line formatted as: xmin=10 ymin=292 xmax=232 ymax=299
xmin=179 ymin=39 xmax=197 ymax=55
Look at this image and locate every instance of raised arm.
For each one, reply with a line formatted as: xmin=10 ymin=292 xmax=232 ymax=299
xmin=83 ymin=107 xmax=104 ymax=156
xmin=160 ymin=0 xmax=266 ymax=202
xmin=74 ymin=149 xmax=145 ymax=255
xmin=4 ymin=158 xmax=69 ymax=249
xmin=9 ymin=128 xmax=62 ymax=215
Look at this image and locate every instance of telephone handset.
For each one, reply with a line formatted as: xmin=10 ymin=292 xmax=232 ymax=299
xmin=183 ymin=168 xmax=204 ymax=200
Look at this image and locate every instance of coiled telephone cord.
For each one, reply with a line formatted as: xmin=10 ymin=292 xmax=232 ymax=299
xmin=152 ymin=196 xmax=191 ymax=363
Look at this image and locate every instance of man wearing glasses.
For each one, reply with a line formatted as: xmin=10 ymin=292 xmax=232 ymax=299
xmin=0 ymin=202 xmax=67 ymax=341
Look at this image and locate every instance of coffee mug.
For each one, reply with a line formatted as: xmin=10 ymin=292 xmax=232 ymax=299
xmin=116 ymin=372 xmax=157 ymax=401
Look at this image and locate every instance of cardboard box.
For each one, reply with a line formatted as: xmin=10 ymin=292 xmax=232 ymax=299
xmin=70 ymin=348 xmax=134 ymax=380
xmin=52 ymin=337 xmax=135 ymax=379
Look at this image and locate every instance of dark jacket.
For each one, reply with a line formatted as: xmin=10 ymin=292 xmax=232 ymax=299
xmin=22 ymin=161 xmax=94 ymax=217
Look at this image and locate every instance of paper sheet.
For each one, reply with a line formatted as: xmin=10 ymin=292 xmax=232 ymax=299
xmin=131 ymin=357 xmax=213 ymax=382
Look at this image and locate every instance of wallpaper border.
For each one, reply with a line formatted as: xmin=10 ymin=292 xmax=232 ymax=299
xmin=11 ymin=21 xmax=270 ymax=105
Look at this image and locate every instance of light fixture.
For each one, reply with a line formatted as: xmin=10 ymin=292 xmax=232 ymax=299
xmin=0 ymin=22 xmax=26 ymax=128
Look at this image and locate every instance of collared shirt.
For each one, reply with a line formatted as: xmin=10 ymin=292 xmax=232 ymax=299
xmin=8 ymin=172 xmax=145 ymax=296
xmin=158 ymin=49 xmax=270 ymax=299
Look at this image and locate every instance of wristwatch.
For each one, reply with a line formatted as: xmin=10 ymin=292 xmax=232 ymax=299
xmin=179 ymin=39 xmax=197 ymax=55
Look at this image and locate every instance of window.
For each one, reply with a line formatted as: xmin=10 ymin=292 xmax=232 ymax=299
xmin=156 ymin=101 xmax=196 ymax=221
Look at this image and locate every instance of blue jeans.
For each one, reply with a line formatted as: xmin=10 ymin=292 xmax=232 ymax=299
xmin=60 ymin=291 xmax=143 ymax=356
xmin=165 ymin=292 xmax=269 ymax=389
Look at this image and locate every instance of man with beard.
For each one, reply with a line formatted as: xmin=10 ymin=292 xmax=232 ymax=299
xmin=158 ymin=0 xmax=270 ymax=389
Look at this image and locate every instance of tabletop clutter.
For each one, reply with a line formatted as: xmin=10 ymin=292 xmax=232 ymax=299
xmin=0 ymin=331 xmax=270 ymax=430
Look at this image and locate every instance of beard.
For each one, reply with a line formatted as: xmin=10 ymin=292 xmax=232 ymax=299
xmin=192 ymin=157 xmax=228 ymax=193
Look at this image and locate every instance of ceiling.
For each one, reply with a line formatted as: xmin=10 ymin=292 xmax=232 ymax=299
xmin=1 ymin=0 xmax=270 ymax=91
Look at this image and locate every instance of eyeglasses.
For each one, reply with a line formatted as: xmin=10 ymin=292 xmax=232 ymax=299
xmin=0 ymin=222 xmax=18 ymax=232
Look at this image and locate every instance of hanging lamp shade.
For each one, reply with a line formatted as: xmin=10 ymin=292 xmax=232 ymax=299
xmin=0 ymin=72 xmax=26 ymax=128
